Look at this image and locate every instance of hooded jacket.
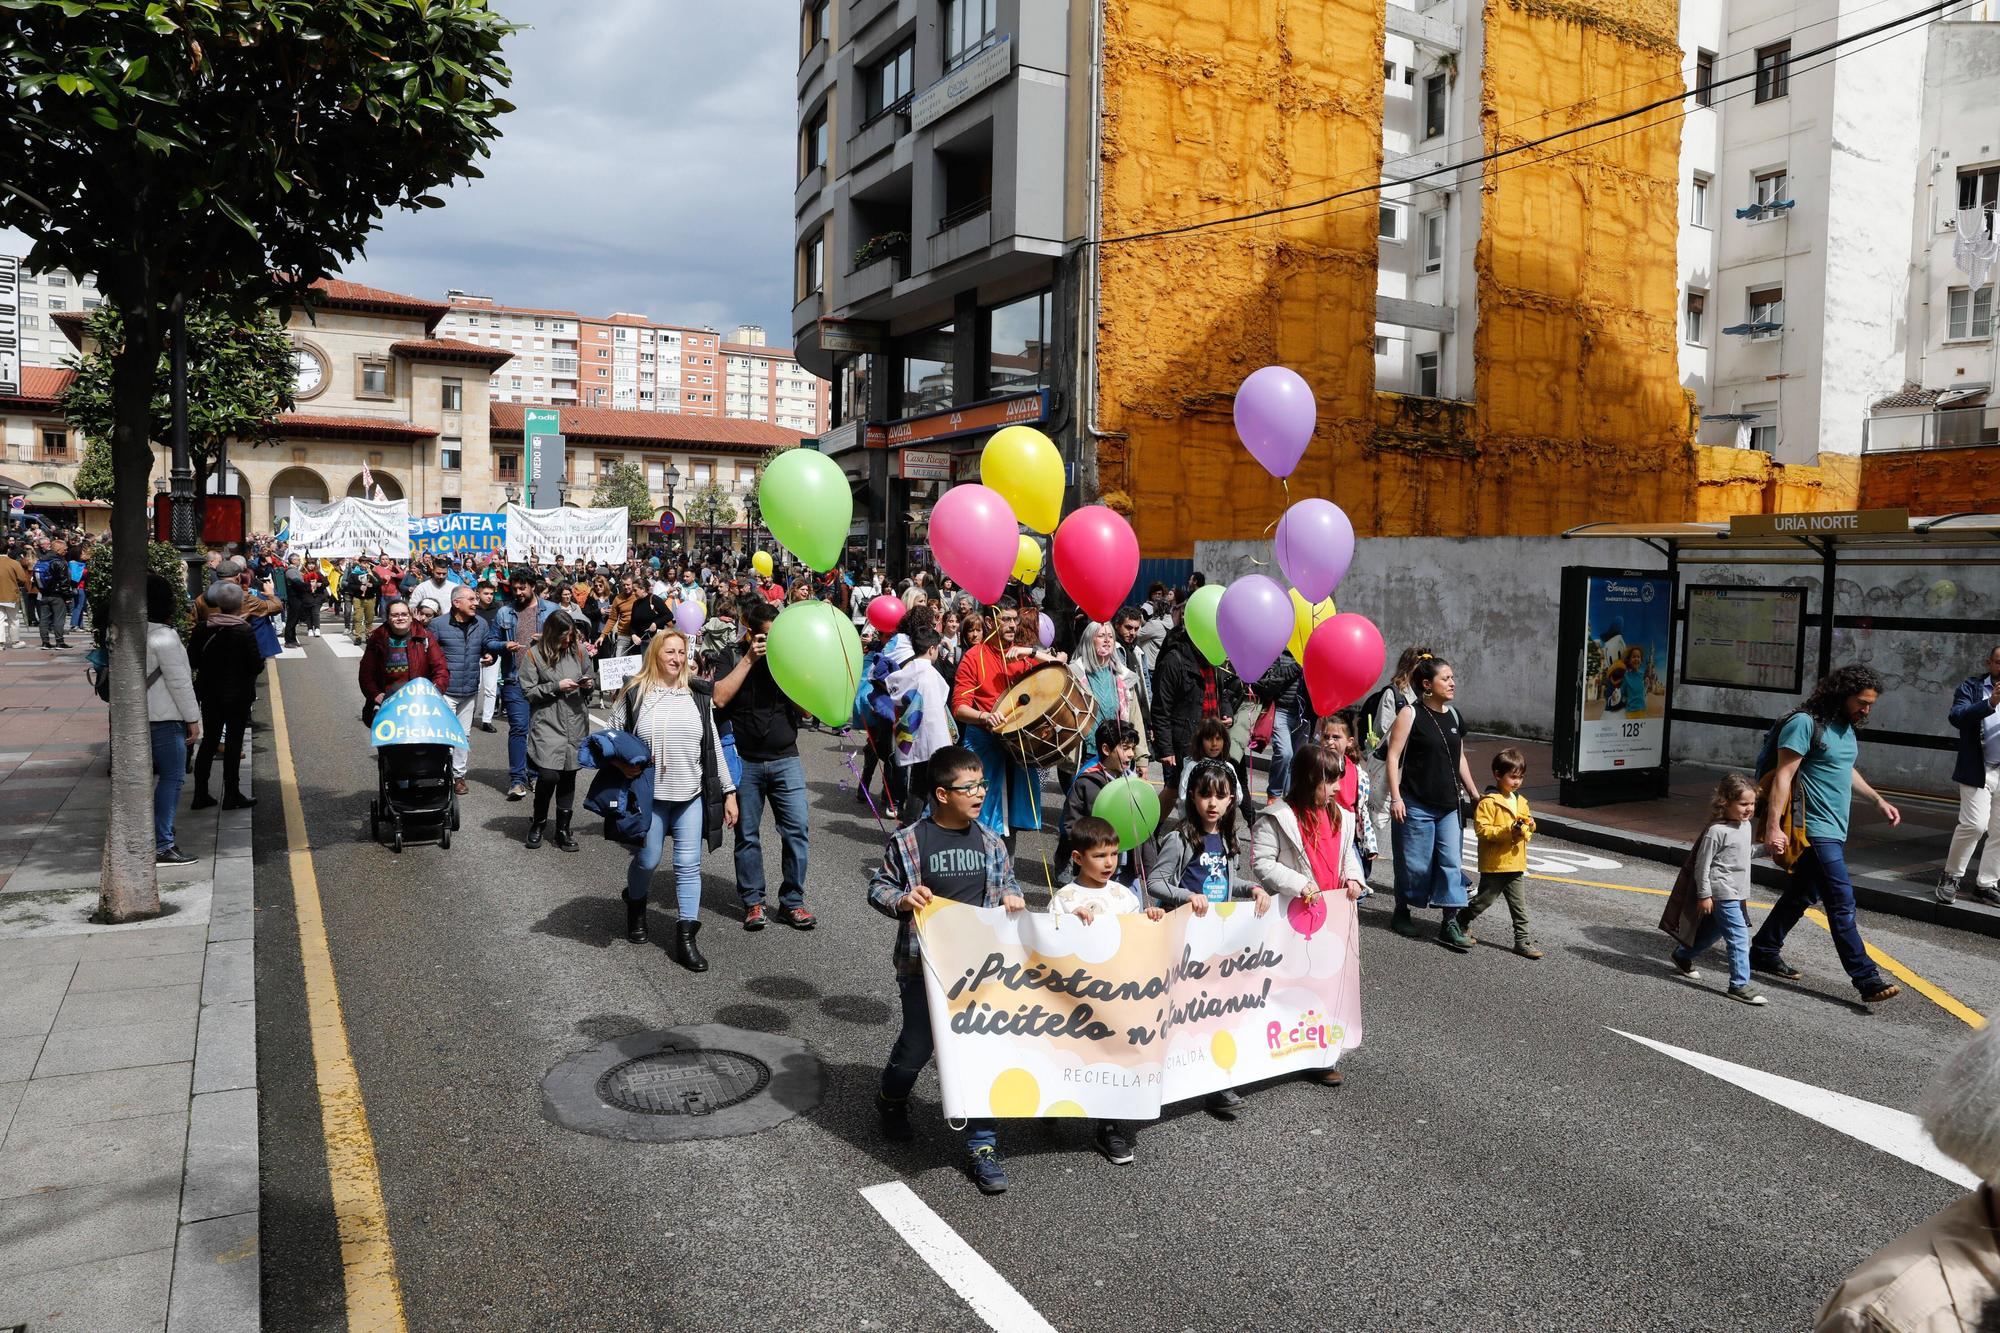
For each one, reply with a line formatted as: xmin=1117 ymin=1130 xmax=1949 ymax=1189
xmin=580 ymin=728 xmax=653 ymax=845
xmin=1151 ymin=626 xmax=1245 ymax=765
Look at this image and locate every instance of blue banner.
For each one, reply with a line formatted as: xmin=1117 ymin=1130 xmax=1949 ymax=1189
xmin=370 ymin=679 xmax=469 ymax=748
xmin=409 ymin=512 xmax=504 ymax=556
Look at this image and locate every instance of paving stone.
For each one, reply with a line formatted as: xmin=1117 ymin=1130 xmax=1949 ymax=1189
xmin=198 ymin=940 xmax=252 ymax=1006
xmin=165 ymin=1211 xmax=258 ymax=1333
xmin=68 ymin=951 xmax=206 ymax=993
xmin=78 ymin=923 xmax=210 ymax=960
xmin=33 ymin=1015 xmax=196 ymax=1078
xmin=0 ymin=1169 xmax=181 ymax=1278
xmin=0 ymin=1245 xmax=175 ymax=1333
xmin=206 ymin=910 xmax=254 ymax=943
xmin=180 ymin=1089 xmax=255 ymax=1224
xmin=54 ymin=982 xmax=201 ymax=1034
xmin=8 ymin=1063 xmax=191 ymax=1131
xmin=0 ymin=1082 xmax=22 ymax=1142
xmin=191 ymin=1001 xmax=255 ymax=1096
xmin=0 ymin=1035 xmax=40 ymax=1085
xmin=0 ymin=1108 xmax=186 ymax=1201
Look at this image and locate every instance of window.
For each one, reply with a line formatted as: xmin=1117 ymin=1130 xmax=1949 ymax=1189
xmin=867 ymin=42 xmax=916 ymax=118
xmin=510 ymin=375 xmax=523 ymax=390
xmin=45 ymin=273 xmax=65 ymax=288
xmin=48 ymin=297 xmax=64 ymax=311
xmin=440 ymin=445 xmax=463 ymax=471
xmin=356 ymin=356 xmax=391 ymax=398
xmin=1420 ymin=210 xmax=1445 ymax=273
xmin=439 ymin=496 xmax=461 ymax=514
xmin=1422 ymin=73 xmax=1447 ymax=140
xmin=1691 ymin=173 xmax=1711 ymax=227
xmin=497 ymin=452 xmax=520 ymax=480
xmin=19 ymin=293 xmax=35 ymax=308
xmin=534 ymin=318 xmax=545 ymax=330
xmin=20 ymin=314 xmax=37 ymax=330
xmin=1373 ymin=335 xmax=1390 ymax=355
xmin=1747 ymin=284 xmax=1784 ymax=335
xmin=691 ymin=461 xmax=713 ymax=484
xmin=614 ymin=327 xmax=629 ymax=343
xmin=1959 ymin=167 xmax=2000 ymax=214
xmin=39 ymin=426 xmax=69 ymax=460
xmin=441 ymin=378 xmax=463 ymax=412
xmin=1753 ymin=169 xmax=1787 ymax=210
xmin=1378 ymin=203 xmax=1402 ymax=241
xmin=1684 ymin=289 xmax=1706 ymax=343
xmin=939 ymin=146 xmax=993 ymax=226
xmin=597 ymin=367 xmax=609 ymax=378
xmin=802 ymin=107 xmax=828 ymax=180
xmin=1754 ymin=42 xmax=1789 ymax=103
xmin=1747 ymin=402 xmax=1778 ymax=452
xmin=898 ymin=322 xmax=955 ymax=416
xmin=802 ymin=0 xmax=829 ymax=55
xmin=1383 ymin=60 xmax=1396 ymax=82
xmin=799 ymin=228 xmax=826 ymax=300
xmin=82 ymin=296 xmax=100 ymax=309
xmin=648 ymin=461 xmax=667 ymax=489
xmin=1948 ymin=287 xmax=1995 ymax=340
xmin=1415 ymin=352 xmax=1440 ymax=397
xmin=598 ymin=455 xmax=619 ymax=479
xmin=987 ymin=290 xmax=1051 ymax=393
xmin=1694 ymin=50 xmax=1715 ymax=107
xmin=945 ymin=0 xmax=998 ymax=70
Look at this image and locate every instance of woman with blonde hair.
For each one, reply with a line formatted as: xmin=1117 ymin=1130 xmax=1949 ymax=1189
xmin=1068 ymin=619 xmax=1149 ymax=772
xmin=616 ymin=627 xmax=737 ymax=970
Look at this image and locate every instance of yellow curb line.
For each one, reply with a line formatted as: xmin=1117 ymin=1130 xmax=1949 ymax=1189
xmin=1532 ymin=871 xmax=1987 ymax=1030
xmin=268 ymin=669 xmax=409 ymax=1331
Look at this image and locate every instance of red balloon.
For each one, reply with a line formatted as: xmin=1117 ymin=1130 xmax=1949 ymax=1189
xmin=1302 ymin=613 xmax=1386 ymax=715
xmin=1052 ymin=506 xmax=1139 ymax=624
xmin=866 ymin=594 xmax=906 ymax=636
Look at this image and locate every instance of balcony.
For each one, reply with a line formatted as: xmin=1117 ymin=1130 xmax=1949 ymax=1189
xmin=849 ymin=0 xmax=898 ymax=35
xmin=843 ymin=251 xmax=907 ymax=306
xmin=849 ymin=101 xmax=911 ymax=171
xmin=794 ymin=163 xmax=827 ymax=218
xmin=797 ymin=38 xmax=828 ymax=98
xmin=929 ymin=198 xmax=992 ymax=269
xmin=1863 ymin=402 xmax=1998 ymax=453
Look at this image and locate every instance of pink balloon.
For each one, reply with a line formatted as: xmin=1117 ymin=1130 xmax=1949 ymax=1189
xmin=1287 ymin=893 xmax=1327 ymax=940
xmin=866 ymin=594 xmax=906 ymax=635
xmin=1274 ymin=498 xmax=1355 ymax=603
xmin=1302 ymin=613 xmax=1386 ymax=715
xmin=1038 ymin=612 xmax=1055 ymax=648
xmin=930 ymin=484 xmax=1018 ymax=603
xmin=1216 ymin=574 xmax=1292 ymax=682
xmin=1052 ymin=506 xmax=1139 ymax=624
xmin=1233 ymin=366 xmax=1317 ymax=479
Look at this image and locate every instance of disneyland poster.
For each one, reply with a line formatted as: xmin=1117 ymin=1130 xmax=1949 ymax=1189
xmin=1576 ymin=574 xmax=1672 ymax=772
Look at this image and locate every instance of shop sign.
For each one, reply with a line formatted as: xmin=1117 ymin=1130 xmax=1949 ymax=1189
xmin=1728 ymin=508 xmax=1909 ymax=538
xmin=867 ymin=390 xmax=1048 ymax=449
xmin=900 ymin=449 xmax=955 ymax=481
xmin=818 ymin=319 xmax=886 ymax=354
xmin=912 ymin=36 xmax=1013 ymax=131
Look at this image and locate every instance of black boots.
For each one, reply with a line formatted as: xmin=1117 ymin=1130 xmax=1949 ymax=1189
xmin=190 ymin=789 xmax=217 ymax=810
xmin=674 ymin=920 xmax=708 ymax=973
xmin=624 ymin=896 xmax=648 ymax=943
xmin=525 ymin=819 xmax=545 ymax=850
xmin=552 ymin=812 xmax=578 ymax=853
xmin=222 ymin=791 xmax=256 ymax=810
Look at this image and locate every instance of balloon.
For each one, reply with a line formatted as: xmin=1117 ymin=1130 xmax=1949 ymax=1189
xmin=757 ymin=448 xmax=853 ymax=571
xmin=1302 ymin=612 xmax=1386 ymax=715
xmin=674 ymin=601 xmax=704 ymax=636
xmin=1288 ymin=893 xmax=1327 ymax=940
xmin=1285 ymin=589 xmax=1338 ymax=665
xmin=1051 ymin=505 xmax=1138 ymax=623
xmin=1091 ymin=773 xmax=1162 ymax=852
xmin=1011 ymin=535 xmax=1044 ymax=585
xmin=1274 ymin=498 xmax=1355 ymax=603
xmin=1183 ymin=584 xmax=1225 ymax=666
xmin=980 ymin=426 xmax=1064 ymax=534
xmin=1216 ymin=574 xmax=1293 ymax=682
xmin=1037 ymin=613 xmax=1055 ymax=648
xmin=929 ymin=484 xmax=1019 ymax=603
xmin=766 ymin=601 xmax=865 ymax=728
xmin=1232 ymin=366 xmax=1317 ymax=479
xmin=751 ymin=550 xmax=774 ymax=579
xmin=866 ymin=593 xmax=906 ymax=635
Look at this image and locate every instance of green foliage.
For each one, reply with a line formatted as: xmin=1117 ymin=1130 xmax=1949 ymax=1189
xmin=684 ymin=481 xmax=739 ymax=533
xmin=591 ymin=462 xmax=655 ymax=519
xmin=85 ymin=538 xmax=191 ymax=632
xmin=73 ymin=434 xmax=116 ymax=502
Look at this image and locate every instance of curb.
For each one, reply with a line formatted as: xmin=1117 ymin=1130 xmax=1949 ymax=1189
xmin=1533 ymin=812 xmax=2000 ymax=943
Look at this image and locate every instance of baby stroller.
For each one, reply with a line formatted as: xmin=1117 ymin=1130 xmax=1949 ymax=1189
xmin=369 ymin=743 xmax=460 ymax=853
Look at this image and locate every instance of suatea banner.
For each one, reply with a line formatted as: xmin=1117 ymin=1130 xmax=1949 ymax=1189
xmin=502 ymin=503 xmax=629 ymax=563
xmin=915 ymin=892 xmax=1361 ymax=1120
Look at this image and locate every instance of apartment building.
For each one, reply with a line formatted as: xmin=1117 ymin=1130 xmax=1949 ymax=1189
xmin=723 ymin=326 xmax=831 ymax=434
xmin=435 ymin=293 xmax=583 ymax=407
xmin=5 ymin=262 xmax=106 ymax=369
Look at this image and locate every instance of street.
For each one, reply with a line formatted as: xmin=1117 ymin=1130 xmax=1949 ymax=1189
xmin=253 ymin=637 xmax=1995 ymax=1333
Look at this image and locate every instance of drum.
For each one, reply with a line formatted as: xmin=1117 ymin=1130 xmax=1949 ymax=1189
xmin=991 ymin=664 xmax=1098 ymax=769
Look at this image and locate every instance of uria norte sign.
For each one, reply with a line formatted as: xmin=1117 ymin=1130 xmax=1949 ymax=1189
xmin=1728 ymin=508 xmax=1909 ymax=538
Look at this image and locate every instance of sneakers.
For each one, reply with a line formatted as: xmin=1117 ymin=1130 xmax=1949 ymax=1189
xmin=477 ymin=721 xmax=497 ymax=733
xmin=774 ymin=905 xmax=817 ymax=930
xmin=1861 ymin=982 xmax=1902 ymax=1003
xmin=877 ymin=1095 xmax=913 ymax=1143
xmin=1437 ymin=920 xmax=1472 ymax=953
xmin=1095 ymin=1123 xmax=1135 ymax=1165
xmin=1970 ymin=885 xmax=2000 ymax=908
xmin=1513 ymin=942 xmax=1545 ymax=960
xmin=743 ymin=904 xmax=767 ymax=931
xmin=505 ymin=782 xmax=528 ymax=801
xmin=1727 ymin=985 xmax=1769 ymax=1006
xmin=1206 ymin=1088 xmax=1245 ymax=1120
xmin=1752 ymin=956 xmax=1804 ymax=981
xmin=1935 ymin=872 xmax=1961 ymax=905
xmin=1671 ymin=956 xmax=1701 ymax=980
xmin=156 ymin=845 xmax=196 ymax=866
xmin=968 ymin=1145 xmax=1009 ymax=1194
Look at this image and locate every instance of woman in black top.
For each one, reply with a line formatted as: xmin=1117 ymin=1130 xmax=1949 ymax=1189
xmin=1385 ymin=657 xmax=1481 ymax=950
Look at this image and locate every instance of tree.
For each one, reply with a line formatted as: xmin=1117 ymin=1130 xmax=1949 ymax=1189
xmin=62 ymin=303 xmax=297 ymax=518
xmin=684 ymin=481 xmax=738 ymax=535
xmin=0 ymin=0 xmax=516 ymax=921
xmin=73 ymin=436 xmax=115 ymax=503
xmin=591 ymin=461 xmax=655 ymax=518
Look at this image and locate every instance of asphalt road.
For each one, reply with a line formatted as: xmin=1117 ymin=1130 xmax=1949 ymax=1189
xmin=252 ymin=638 xmax=2000 ymax=1332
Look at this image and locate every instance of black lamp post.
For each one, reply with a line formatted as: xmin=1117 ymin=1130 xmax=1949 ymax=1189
xmin=745 ymin=495 xmax=760 ymax=557
xmin=664 ymin=462 xmax=680 ymax=556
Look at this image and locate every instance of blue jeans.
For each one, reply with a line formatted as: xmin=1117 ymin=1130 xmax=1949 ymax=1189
xmin=882 ymin=974 xmax=997 ymax=1152
xmin=1675 ymin=899 xmax=1753 ymax=989
xmin=734 ymin=754 xmax=809 ymax=909
xmin=149 ymin=720 xmax=188 ymax=852
xmin=624 ymin=793 xmax=705 ymax=918
xmin=500 ymin=680 xmax=531 ymax=786
xmin=1393 ymin=798 xmax=1469 ymax=908
xmin=1750 ymin=839 xmax=1887 ymax=994
xmin=69 ymin=595 xmax=85 ymax=629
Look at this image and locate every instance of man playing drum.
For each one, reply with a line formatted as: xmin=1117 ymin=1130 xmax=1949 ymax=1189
xmin=950 ymin=598 xmax=1061 ymax=848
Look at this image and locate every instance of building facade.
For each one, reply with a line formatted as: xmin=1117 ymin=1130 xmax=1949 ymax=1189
xmin=7 ymin=265 xmax=105 ymax=370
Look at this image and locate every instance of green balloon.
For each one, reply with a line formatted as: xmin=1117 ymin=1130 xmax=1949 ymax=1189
xmin=1184 ymin=584 xmax=1226 ymax=666
xmin=1091 ymin=773 xmax=1162 ymax=852
xmin=758 ymin=448 xmax=853 ymax=572
xmin=766 ymin=601 xmax=864 ymax=727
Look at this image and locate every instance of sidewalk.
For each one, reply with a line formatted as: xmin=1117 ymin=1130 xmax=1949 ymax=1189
xmin=1460 ymin=733 xmax=2000 ymax=939
xmin=0 ymin=642 xmax=260 ymax=1333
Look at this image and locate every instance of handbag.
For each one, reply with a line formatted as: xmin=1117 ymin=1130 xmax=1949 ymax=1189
xmin=1248 ymin=702 xmax=1277 ymax=754
xmin=252 ymin=615 xmax=283 ymax=660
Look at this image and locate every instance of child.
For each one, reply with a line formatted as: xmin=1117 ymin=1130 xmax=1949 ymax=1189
xmin=1177 ymin=718 xmax=1245 ymax=830
xmin=1052 ymin=815 xmax=1166 ymax=1165
xmin=1057 ymin=719 xmax=1142 ymax=878
xmin=868 ymin=745 xmax=1026 ymax=1193
xmin=1327 ymin=712 xmax=1378 ymax=888
xmin=1670 ymin=773 xmax=1766 ymax=1006
xmin=1148 ymin=758 xmax=1271 ymax=1119
xmin=1464 ymin=748 xmax=1542 ymax=959
xmin=886 ymin=625 xmax=956 ymax=826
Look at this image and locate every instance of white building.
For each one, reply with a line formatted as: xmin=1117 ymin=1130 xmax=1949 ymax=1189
xmin=4 ymin=262 xmax=105 ymax=369
xmin=434 ymin=292 xmax=582 ymax=407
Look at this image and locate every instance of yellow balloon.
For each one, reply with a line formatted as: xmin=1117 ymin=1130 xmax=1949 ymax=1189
xmin=1011 ymin=535 xmax=1043 ymax=584
xmin=1286 ymin=588 xmax=1337 ymax=664
xmin=1211 ymin=1029 xmax=1238 ymax=1073
xmin=980 ymin=426 xmax=1064 ymax=534
xmin=989 ymin=1068 xmax=1041 ymax=1118
xmin=751 ymin=550 xmax=774 ymax=579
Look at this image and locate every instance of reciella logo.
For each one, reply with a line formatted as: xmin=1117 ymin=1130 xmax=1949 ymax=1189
xmin=1266 ymin=1011 xmax=1343 ymax=1060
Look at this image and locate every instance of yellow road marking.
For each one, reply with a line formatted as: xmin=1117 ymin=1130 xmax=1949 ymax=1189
xmin=1532 ymin=871 xmax=1987 ymax=1030
xmin=268 ymin=669 xmax=409 ymax=1331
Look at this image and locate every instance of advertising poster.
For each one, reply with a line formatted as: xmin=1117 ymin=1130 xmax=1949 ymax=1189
xmin=1575 ymin=572 xmax=1673 ymax=772
xmin=1682 ymin=585 xmax=1806 ymax=694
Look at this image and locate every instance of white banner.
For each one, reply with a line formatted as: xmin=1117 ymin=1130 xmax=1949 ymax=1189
xmin=597 ymin=653 xmax=642 ymax=695
xmin=286 ymin=497 xmax=411 ymax=559
xmin=503 ymin=504 xmax=628 ymax=563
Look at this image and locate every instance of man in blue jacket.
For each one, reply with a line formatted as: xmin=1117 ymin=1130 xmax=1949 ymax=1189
xmin=430 ymin=586 xmax=494 ymax=796
xmin=486 ymin=570 xmax=559 ymax=801
xmin=1938 ymin=645 xmax=2000 ymax=906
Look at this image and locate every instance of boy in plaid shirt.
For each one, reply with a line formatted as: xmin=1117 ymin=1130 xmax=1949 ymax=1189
xmin=868 ymin=744 xmax=1025 ymax=1193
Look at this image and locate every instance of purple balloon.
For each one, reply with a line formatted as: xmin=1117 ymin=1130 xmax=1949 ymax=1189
xmin=674 ymin=601 xmax=705 ymax=636
xmin=1233 ymin=366 xmax=1317 ymax=479
xmin=1216 ymin=574 xmax=1293 ymax=682
xmin=1038 ymin=612 xmax=1055 ymax=648
xmin=1274 ymin=498 xmax=1356 ymax=603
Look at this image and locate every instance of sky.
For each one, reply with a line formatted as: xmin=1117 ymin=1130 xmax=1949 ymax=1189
xmin=5 ymin=0 xmax=799 ymax=342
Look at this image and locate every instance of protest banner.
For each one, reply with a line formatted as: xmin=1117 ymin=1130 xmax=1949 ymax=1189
xmin=503 ymin=503 xmax=629 ymax=563
xmin=410 ymin=512 xmax=505 ymax=556
xmin=287 ymin=497 xmax=411 ymax=559
xmin=915 ymin=891 xmax=1361 ymax=1120
xmin=369 ymin=679 xmax=469 ymax=748
xmin=596 ymin=653 xmax=643 ymax=695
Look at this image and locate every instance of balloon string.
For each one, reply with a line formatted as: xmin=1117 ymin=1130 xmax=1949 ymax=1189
xmin=1249 ymin=477 xmax=1293 ymax=569
xmin=844 ymin=746 xmax=888 ymax=831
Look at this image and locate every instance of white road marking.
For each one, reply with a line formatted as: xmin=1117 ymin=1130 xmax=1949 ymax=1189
xmin=860 ymin=1182 xmax=1059 ymax=1333
xmin=1612 ymin=1029 xmax=1978 ymax=1189
xmin=1458 ymin=828 xmax=1624 ymax=874
xmin=325 ymin=637 xmax=366 ymax=660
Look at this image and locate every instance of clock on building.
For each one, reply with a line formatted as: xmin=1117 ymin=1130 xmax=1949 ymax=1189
xmin=292 ymin=343 xmax=326 ymax=398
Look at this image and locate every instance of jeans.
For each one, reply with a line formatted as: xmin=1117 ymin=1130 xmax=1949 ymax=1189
xmin=625 ymin=793 xmax=705 ymax=918
xmin=1393 ymin=797 xmax=1469 ymax=908
xmin=500 ymin=681 xmax=531 ymax=786
xmin=449 ymin=694 xmax=477 ymax=779
xmin=1750 ymin=839 xmax=1887 ymax=994
xmin=477 ymin=660 xmax=500 ymax=724
xmin=193 ymin=697 xmax=250 ymax=796
xmin=734 ymin=754 xmax=809 ymax=909
xmin=150 ymin=720 xmax=188 ymax=852
xmin=882 ymin=974 xmax=997 ymax=1152
xmin=69 ymin=594 xmax=86 ymax=630
xmin=1946 ymin=766 xmax=2000 ymax=889
xmin=1675 ymin=899 xmax=1753 ymax=990
xmin=36 ymin=597 xmax=69 ymax=645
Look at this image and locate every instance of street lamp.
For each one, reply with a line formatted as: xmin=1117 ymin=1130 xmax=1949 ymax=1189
xmin=664 ymin=463 xmax=680 ymax=557
xmin=744 ymin=494 xmax=760 ymax=559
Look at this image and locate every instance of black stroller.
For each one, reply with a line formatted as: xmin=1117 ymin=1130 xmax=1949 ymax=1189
xmin=369 ymin=743 xmax=460 ymax=853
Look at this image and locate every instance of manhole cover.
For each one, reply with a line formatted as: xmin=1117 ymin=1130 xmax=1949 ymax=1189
xmin=598 ymin=1049 xmax=771 ymax=1116
xmin=542 ymin=1024 xmax=822 ymax=1143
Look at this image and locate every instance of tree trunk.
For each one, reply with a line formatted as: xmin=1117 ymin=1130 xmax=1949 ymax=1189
xmin=99 ymin=318 xmax=165 ymax=923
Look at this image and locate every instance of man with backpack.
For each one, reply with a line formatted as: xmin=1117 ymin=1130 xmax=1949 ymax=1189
xmin=1748 ymin=664 xmax=1902 ymax=1003
xmin=31 ymin=548 xmax=71 ymax=649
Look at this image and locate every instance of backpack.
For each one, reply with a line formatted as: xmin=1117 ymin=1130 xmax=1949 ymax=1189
xmin=1752 ymin=709 xmax=1825 ymax=872
xmin=1362 ymin=684 xmax=1408 ymax=758
xmin=35 ymin=559 xmax=67 ymax=597
xmin=87 ymin=642 xmax=162 ymax=704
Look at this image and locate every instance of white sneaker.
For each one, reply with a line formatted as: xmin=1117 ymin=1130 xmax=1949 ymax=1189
xmin=1671 ymin=957 xmax=1701 ymax=980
